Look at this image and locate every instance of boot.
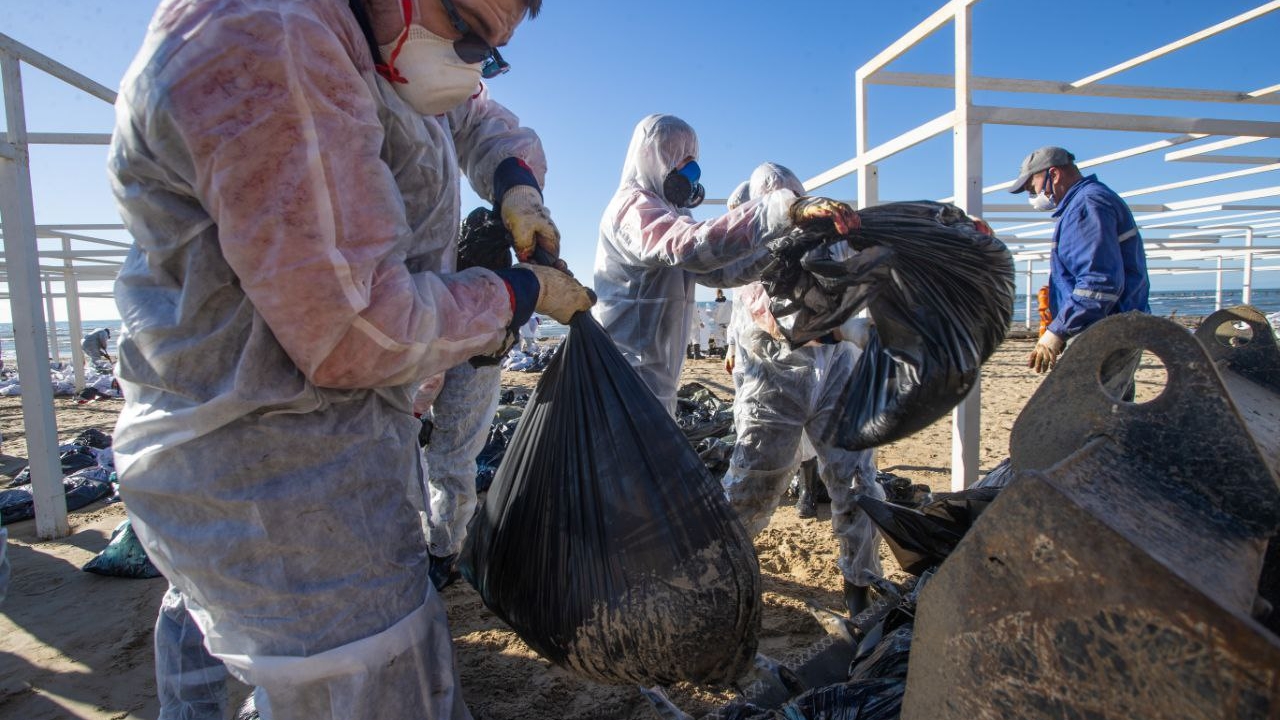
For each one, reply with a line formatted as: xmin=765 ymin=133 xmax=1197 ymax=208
xmin=796 ymin=477 xmax=817 ymax=521
xmin=428 ymin=552 xmax=461 ymax=591
xmin=796 ymin=459 xmax=819 ymax=519
xmin=843 ymin=580 xmax=871 ymax=618
xmin=694 ymin=344 xmax=704 ymax=360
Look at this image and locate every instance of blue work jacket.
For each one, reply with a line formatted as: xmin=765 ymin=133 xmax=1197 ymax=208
xmin=1047 ymin=175 xmax=1150 ymax=339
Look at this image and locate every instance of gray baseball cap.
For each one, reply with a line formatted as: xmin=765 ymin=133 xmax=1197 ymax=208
xmin=1010 ymin=146 xmax=1075 ymax=193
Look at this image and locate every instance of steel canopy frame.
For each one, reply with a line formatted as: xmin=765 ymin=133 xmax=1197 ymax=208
xmin=0 ymin=33 xmax=120 ymax=538
xmin=803 ymin=0 xmax=1280 ymax=490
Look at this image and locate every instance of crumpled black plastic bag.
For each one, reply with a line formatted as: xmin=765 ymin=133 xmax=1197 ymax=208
xmin=9 ymin=445 xmax=99 ymax=487
xmin=456 ymin=206 xmax=514 ymax=273
xmin=761 ymin=201 xmax=1014 ymax=450
xmin=856 ymin=486 xmax=1000 ymax=575
xmin=82 ymin=518 xmax=162 ymax=579
xmin=676 ymin=382 xmax=735 ymax=442
xmin=1 ymin=467 xmax=113 ymax=525
xmin=461 ymin=313 xmax=761 ymax=686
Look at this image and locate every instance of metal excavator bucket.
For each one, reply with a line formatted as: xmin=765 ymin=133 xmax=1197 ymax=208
xmin=902 ymin=308 xmax=1280 ymax=720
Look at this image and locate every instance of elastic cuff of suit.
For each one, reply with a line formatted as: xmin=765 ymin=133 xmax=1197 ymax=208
xmin=493 ymin=157 xmax=540 ymax=212
xmin=494 ymin=268 xmax=537 ymax=330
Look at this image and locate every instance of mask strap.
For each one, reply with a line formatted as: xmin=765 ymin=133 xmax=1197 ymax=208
xmin=374 ymin=0 xmax=413 ymax=84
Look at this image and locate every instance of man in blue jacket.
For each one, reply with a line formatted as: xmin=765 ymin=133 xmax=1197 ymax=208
xmin=1011 ymin=147 xmax=1150 ymax=393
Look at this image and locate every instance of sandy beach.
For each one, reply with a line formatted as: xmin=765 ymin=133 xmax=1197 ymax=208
xmin=0 ymin=333 xmax=1167 ymax=719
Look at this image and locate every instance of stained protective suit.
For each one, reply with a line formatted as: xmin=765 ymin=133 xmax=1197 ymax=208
xmin=108 ymin=2 xmax=550 ymax=718
xmin=592 ymin=115 xmax=797 ymax=414
xmin=721 ymin=163 xmax=884 ymax=587
xmin=81 ymin=328 xmax=111 ymax=360
xmin=424 ymin=360 xmax=502 ymax=559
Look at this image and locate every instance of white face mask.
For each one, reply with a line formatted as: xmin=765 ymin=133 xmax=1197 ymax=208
xmin=1028 ymin=192 xmax=1057 ymax=212
xmin=379 ymin=25 xmax=483 ymax=116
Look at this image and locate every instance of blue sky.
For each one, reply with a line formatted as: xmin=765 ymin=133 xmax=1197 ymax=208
xmin=3 ymin=0 xmax=1277 ymax=321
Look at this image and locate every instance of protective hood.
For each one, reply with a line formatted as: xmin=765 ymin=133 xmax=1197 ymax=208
xmin=750 ymin=162 xmax=805 ymax=198
xmin=617 ymin=114 xmax=699 ymax=203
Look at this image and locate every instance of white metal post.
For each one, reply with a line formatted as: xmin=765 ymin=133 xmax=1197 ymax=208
xmin=0 ymin=50 xmax=67 ymax=538
xmin=1215 ymin=255 xmax=1224 ymax=310
xmin=1243 ymin=227 xmax=1254 ymax=305
xmin=1024 ymin=260 xmax=1034 ymax=329
xmin=62 ymin=236 xmax=86 ymax=390
xmin=43 ymin=276 xmax=59 ymax=363
xmin=951 ymin=0 xmax=982 ymax=491
xmin=855 ymin=72 xmax=878 ymax=209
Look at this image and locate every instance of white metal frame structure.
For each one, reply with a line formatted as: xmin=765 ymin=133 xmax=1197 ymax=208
xmin=0 ymin=33 xmax=121 ymax=538
xmin=804 ymin=0 xmax=1280 ymax=490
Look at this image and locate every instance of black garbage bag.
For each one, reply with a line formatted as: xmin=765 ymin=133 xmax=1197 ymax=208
xmin=875 ymin=471 xmax=932 ymax=508
xmin=473 ymin=418 xmax=519 ymax=494
xmin=456 ymin=206 xmax=514 ymax=273
xmin=82 ymin=519 xmax=162 ymax=579
xmin=973 ymin=457 xmax=1014 ymax=489
xmin=856 ymin=487 xmax=1000 ymax=575
xmin=849 ymin=624 xmax=913 ymax=681
xmin=9 ymin=445 xmax=100 ymax=487
xmin=73 ymin=427 xmax=113 ymax=449
xmin=760 ymin=201 xmax=1014 ymax=450
xmin=1 ymin=468 xmax=113 ymax=524
xmin=676 ymin=382 xmax=735 ymax=442
xmin=462 ymin=313 xmax=762 ymax=686
xmin=783 ymin=677 xmax=905 ymax=720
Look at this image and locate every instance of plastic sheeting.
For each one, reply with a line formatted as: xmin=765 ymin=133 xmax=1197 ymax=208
xmin=462 ymin=313 xmax=761 ymax=686
xmin=760 ymin=201 xmax=1014 ymax=450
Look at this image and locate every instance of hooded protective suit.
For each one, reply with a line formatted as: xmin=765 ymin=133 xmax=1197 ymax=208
xmin=592 ymin=115 xmax=796 ymax=414
xmin=109 ymin=1 xmax=548 ymax=718
xmin=722 ymin=163 xmax=884 ymax=587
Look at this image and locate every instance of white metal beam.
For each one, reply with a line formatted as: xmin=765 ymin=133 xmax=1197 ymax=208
xmin=867 ymin=71 xmax=1280 ymax=105
xmin=1070 ymin=2 xmax=1280 ymax=88
xmin=63 ymin=237 xmax=86 ymax=390
xmin=856 ymin=0 xmax=978 ymax=82
xmin=951 ymin=2 xmax=980 ymax=491
xmin=0 ymin=132 xmax=112 ymax=145
xmin=0 ymin=32 xmax=117 ymax=104
xmin=972 ymin=106 xmax=1280 ymax=138
xmin=980 ymin=134 xmax=1207 ymax=194
xmin=805 ymin=111 xmax=955 ymax=190
xmin=1120 ymin=163 xmax=1280 ymax=198
xmin=1165 ymin=135 xmax=1266 ymax=161
xmin=0 ymin=50 xmax=67 ymax=538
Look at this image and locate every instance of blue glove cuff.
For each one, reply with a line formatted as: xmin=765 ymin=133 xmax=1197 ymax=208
xmin=493 ymin=267 xmax=538 ymax=331
xmin=493 ymin=157 xmax=541 ymax=212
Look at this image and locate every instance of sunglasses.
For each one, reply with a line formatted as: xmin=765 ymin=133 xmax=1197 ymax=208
xmin=439 ymin=0 xmax=510 ymax=79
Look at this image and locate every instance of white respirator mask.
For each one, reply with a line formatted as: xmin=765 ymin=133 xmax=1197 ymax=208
xmin=379 ymin=24 xmax=483 ymax=116
xmin=1028 ymin=192 xmax=1057 ymax=212
xmin=1026 ymin=170 xmax=1057 ymax=212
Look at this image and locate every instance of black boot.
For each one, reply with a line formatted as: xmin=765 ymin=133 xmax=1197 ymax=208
xmin=796 ymin=479 xmax=817 ymax=521
xmin=843 ymin=580 xmax=871 ymax=617
xmin=796 ymin=459 xmax=819 ymax=519
xmin=428 ymin=553 xmax=461 ymax=591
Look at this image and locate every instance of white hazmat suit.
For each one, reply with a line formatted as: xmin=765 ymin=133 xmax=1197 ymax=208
xmin=721 ymin=163 xmax=884 ymax=599
xmin=592 ymin=114 xmax=796 ymax=414
xmin=109 ymin=1 xmax=551 ymax=717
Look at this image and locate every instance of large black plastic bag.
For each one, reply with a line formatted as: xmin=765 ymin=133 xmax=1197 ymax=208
xmin=761 ymin=201 xmax=1014 ymax=450
xmin=82 ymin=518 xmax=162 ymax=579
xmin=461 ymin=313 xmax=761 ymax=686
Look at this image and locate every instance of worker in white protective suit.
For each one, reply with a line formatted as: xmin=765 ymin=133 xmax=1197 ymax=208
xmin=722 ymin=162 xmax=885 ymax=617
xmin=593 ymin=114 xmax=860 ymax=414
xmin=108 ymin=1 xmax=593 ymax=719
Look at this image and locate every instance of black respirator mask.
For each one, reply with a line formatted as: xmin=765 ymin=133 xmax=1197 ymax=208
xmin=662 ymin=161 xmax=706 ymax=209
